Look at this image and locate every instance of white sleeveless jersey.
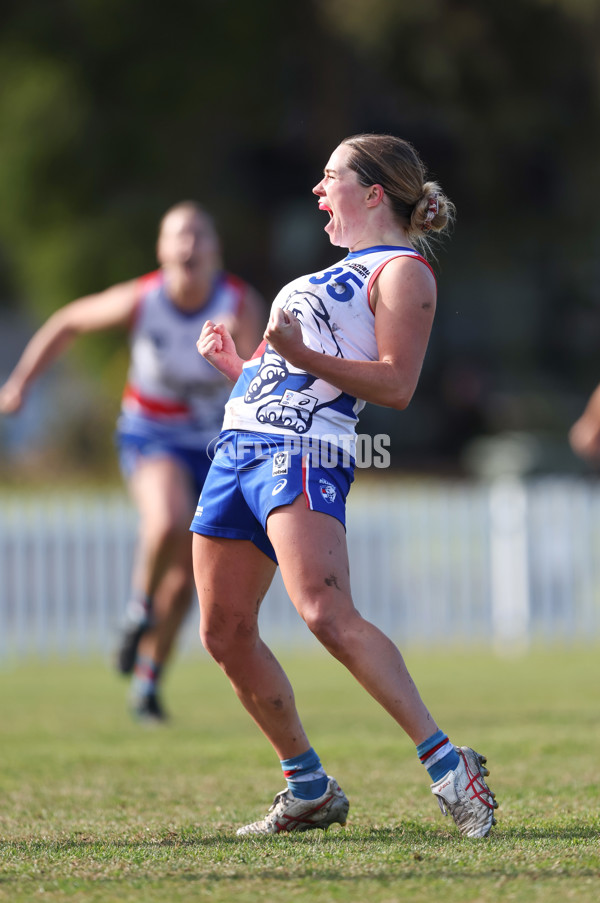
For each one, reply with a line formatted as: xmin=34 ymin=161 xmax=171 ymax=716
xmin=118 ymin=269 xmax=247 ymax=448
xmin=223 ymin=246 xmax=433 ymax=456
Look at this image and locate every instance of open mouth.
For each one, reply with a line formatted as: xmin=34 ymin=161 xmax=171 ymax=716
xmin=318 ymin=201 xmax=333 ymax=218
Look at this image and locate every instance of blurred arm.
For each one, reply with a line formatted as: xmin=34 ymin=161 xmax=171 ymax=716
xmin=230 ymin=284 xmax=267 ymax=360
xmin=0 ymin=280 xmax=139 ymax=414
xmin=197 ymin=283 xmax=267 ymax=382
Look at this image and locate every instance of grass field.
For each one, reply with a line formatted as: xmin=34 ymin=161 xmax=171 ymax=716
xmin=1 ymin=645 xmax=599 ymax=903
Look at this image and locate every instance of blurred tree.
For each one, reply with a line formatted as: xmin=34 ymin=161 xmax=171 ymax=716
xmin=0 ymin=0 xmax=341 ymax=382
xmin=0 ymin=0 xmax=599 ymax=475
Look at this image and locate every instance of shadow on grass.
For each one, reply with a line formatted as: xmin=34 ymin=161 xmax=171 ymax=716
xmin=2 ymin=823 xmax=599 ymax=892
xmin=2 ymin=820 xmax=599 ymax=851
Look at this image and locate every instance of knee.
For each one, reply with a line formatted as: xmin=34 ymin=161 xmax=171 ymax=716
xmin=199 ymin=613 xmax=258 ymax=668
xmin=199 ymin=623 xmax=223 ymax=662
xmin=301 ymin=604 xmax=350 ymax=655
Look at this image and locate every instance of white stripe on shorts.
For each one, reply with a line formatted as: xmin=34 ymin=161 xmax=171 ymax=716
xmin=302 ymin=453 xmax=313 ymax=509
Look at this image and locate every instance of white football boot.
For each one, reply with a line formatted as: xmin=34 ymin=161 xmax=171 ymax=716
xmin=431 ymin=746 xmax=498 ymax=838
xmin=236 ymin=777 xmax=349 ymax=835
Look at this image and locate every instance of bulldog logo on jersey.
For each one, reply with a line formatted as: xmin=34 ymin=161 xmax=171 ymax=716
xmin=245 ymin=290 xmax=345 ymax=435
xmin=272 ymin=450 xmax=289 ymax=476
xmin=319 ymin=479 xmax=336 ymax=503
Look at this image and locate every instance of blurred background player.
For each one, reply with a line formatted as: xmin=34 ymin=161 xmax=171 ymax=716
xmin=0 ymin=201 xmax=265 ymax=721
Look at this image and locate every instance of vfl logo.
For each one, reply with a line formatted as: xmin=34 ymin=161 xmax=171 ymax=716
xmin=272 ymin=478 xmax=287 ymax=496
xmin=272 ymin=451 xmax=289 ymax=476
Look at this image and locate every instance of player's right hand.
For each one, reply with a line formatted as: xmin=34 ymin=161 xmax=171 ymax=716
xmin=197 ymin=319 xmax=224 ymax=358
xmin=196 ymin=320 xmax=243 ymax=382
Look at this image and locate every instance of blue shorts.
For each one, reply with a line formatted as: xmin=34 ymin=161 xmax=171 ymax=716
xmin=189 ymin=430 xmax=355 ymax=563
xmin=116 ymin=432 xmax=212 ymax=499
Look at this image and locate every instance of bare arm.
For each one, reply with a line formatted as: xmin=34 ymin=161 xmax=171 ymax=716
xmin=0 ymin=279 xmax=140 ymax=414
xmin=197 ymin=283 xmax=266 ymax=382
xmin=569 ymin=384 xmax=600 ymax=461
xmin=230 ymin=285 xmax=267 ymax=360
xmin=264 ymin=257 xmax=436 ymax=409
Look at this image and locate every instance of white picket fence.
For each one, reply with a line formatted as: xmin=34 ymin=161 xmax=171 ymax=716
xmin=1 ymin=476 xmax=600 ymax=659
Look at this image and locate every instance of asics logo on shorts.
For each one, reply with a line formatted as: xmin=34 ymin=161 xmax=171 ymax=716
xmin=272 ymin=478 xmax=287 ymax=495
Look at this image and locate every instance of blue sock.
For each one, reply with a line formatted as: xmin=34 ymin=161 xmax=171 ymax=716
xmin=416 ymin=729 xmax=460 ymax=782
xmin=280 ymin=747 xmax=329 ymax=800
xmin=132 ymin=655 xmax=162 ymax=698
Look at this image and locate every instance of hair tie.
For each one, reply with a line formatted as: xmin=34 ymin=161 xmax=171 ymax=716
xmin=422 ymin=194 xmax=439 ymax=231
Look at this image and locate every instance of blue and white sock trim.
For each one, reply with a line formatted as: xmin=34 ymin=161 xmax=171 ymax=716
xmin=416 ymin=729 xmax=460 ymax=782
xmin=281 ymin=747 xmax=329 ymax=801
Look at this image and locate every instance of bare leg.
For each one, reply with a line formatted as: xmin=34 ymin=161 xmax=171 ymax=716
xmin=137 ymin=558 xmax=192 ymax=665
xmin=128 ymin=456 xmax=196 ymax=666
xmin=193 ymin=534 xmax=312 ymax=759
xmin=267 ymin=497 xmax=438 ymax=746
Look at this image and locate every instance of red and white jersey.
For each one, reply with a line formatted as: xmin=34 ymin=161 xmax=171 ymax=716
xmin=223 ymin=246 xmax=434 ymax=457
xmin=118 ymin=269 xmax=247 ymax=447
